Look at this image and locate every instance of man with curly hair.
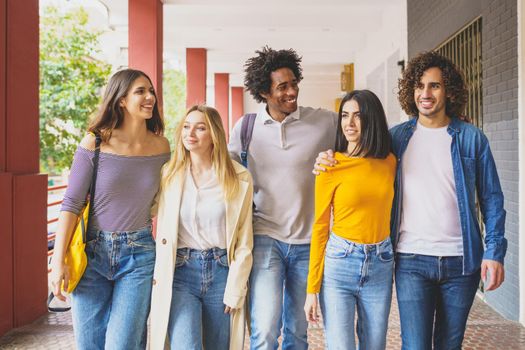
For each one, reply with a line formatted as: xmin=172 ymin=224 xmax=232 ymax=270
xmin=315 ymin=51 xmax=506 ymax=349
xmin=389 ymin=51 xmax=507 ymax=349
xmin=228 ymin=46 xmax=337 ymax=349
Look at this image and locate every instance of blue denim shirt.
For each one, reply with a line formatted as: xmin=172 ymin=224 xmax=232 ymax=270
xmin=390 ymin=117 xmax=507 ymax=274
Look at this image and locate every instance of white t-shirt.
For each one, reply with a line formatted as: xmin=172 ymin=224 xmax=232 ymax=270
xmin=397 ymin=122 xmax=463 ymax=256
xmin=178 ymin=168 xmax=227 ymax=250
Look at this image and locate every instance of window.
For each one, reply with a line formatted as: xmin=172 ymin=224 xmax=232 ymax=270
xmin=436 ymin=17 xmax=483 ymax=129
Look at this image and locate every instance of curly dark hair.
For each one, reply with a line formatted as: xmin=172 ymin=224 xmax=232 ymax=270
xmin=244 ymin=46 xmax=303 ymax=103
xmin=398 ymin=51 xmax=467 ymax=118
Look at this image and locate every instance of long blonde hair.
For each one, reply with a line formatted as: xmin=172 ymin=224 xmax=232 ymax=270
xmin=162 ymin=105 xmax=239 ymax=200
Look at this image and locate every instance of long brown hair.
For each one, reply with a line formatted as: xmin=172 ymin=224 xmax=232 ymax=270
xmin=88 ymin=69 xmax=164 ymax=141
xmin=162 ymin=105 xmax=239 ymax=200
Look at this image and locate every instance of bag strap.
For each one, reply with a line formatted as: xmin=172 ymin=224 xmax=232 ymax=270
xmin=240 ymin=113 xmax=257 ymax=167
xmin=47 ymin=292 xmax=71 ymax=313
xmin=47 ymin=134 xmax=101 ymax=313
xmin=83 ymin=134 xmax=101 ymax=244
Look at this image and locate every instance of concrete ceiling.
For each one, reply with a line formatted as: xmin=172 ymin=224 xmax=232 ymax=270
xmin=97 ymin=0 xmax=405 ymax=86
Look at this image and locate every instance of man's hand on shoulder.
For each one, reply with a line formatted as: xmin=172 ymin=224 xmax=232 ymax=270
xmin=481 ymin=259 xmax=505 ymax=291
xmin=312 ymin=149 xmax=337 ymax=175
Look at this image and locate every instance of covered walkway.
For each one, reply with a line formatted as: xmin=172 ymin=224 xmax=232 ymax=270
xmin=1 ymin=295 xmax=524 ymax=349
xmin=1 ymin=0 xmax=524 ymax=346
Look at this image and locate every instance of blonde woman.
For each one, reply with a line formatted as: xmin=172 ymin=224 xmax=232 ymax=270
xmin=149 ymin=105 xmax=253 ymax=350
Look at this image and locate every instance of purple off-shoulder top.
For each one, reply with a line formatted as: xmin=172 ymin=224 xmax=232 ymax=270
xmin=61 ymin=146 xmax=170 ymax=232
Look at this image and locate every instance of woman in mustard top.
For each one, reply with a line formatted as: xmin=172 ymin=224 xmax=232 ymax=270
xmin=304 ymin=90 xmax=396 ymax=350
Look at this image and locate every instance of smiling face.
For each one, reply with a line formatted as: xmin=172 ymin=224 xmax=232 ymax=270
xmin=341 ymin=99 xmax=362 ymax=154
xmin=181 ymin=110 xmax=213 ymax=155
xmin=260 ymin=67 xmax=299 ymax=121
xmin=414 ymin=67 xmax=447 ymax=122
xmin=119 ymin=75 xmax=156 ymax=120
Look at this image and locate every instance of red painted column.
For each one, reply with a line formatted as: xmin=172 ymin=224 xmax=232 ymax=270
xmin=186 ymin=48 xmax=207 ymax=108
xmin=0 ymin=1 xmax=12 ymax=336
xmin=7 ymin=0 xmax=39 ymax=173
xmin=231 ymin=87 xmax=244 ymax=128
xmin=0 ymin=173 xmax=13 ymax=336
xmin=13 ymin=174 xmax=47 ymax=327
xmin=129 ymin=0 xmax=163 ymax=106
xmin=214 ymin=73 xmax=230 ymax=139
xmin=1 ymin=0 xmax=47 ymax=335
xmin=0 ymin=0 xmax=6 ymax=171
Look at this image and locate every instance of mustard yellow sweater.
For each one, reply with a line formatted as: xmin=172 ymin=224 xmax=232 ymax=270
xmin=307 ymin=152 xmax=396 ymax=293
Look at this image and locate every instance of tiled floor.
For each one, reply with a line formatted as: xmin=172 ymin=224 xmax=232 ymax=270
xmin=1 ymin=295 xmax=524 ymax=349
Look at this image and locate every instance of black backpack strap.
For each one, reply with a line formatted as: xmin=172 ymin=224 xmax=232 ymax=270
xmin=240 ymin=113 xmax=257 ymax=167
xmin=84 ymin=134 xmax=102 ymax=243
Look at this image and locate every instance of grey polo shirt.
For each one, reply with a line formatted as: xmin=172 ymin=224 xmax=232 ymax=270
xmin=229 ymin=105 xmax=338 ymax=244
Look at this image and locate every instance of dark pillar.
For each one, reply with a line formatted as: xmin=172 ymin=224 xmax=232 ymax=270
xmin=0 ymin=0 xmax=47 ymax=335
xmin=129 ymin=0 xmax=163 ymax=106
xmin=0 ymin=174 xmax=13 ymax=335
xmin=231 ymin=86 xmax=244 ymax=128
xmin=214 ymin=73 xmax=229 ymax=139
xmin=186 ymin=48 xmax=207 ymax=108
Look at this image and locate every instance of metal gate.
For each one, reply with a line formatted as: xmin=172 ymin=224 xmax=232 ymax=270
xmin=436 ymin=17 xmax=483 ymax=129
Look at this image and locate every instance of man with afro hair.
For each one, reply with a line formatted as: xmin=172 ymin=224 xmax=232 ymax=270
xmin=228 ymin=46 xmax=338 ymax=349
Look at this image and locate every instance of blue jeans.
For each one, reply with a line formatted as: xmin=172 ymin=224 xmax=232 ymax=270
xmin=320 ymin=234 xmax=394 ymax=350
xmin=395 ymin=253 xmax=481 ymax=350
xmin=168 ymin=247 xmax=230 ymax=350
xmin=249 ymin=235 xmax=310 ymax=350
xmin=71 ymin=226 xmax=155 ymax=350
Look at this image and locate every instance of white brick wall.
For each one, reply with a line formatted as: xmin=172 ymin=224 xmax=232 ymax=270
xmin=407 ymin=0 xmax=520 ymax=321
xmin=482 ymin=0 xmax=519 ymax=321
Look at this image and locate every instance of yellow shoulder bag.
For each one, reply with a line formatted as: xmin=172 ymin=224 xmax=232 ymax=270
xmin=62 ymin=134 xmax=101 ymax=293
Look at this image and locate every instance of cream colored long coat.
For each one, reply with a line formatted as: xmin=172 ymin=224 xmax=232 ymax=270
xmin=149 ymin=161 xmax=253 ymax=350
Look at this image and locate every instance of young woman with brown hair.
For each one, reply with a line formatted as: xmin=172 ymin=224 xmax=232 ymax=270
xmin=49 ymin=69 xmax=170 ymax=350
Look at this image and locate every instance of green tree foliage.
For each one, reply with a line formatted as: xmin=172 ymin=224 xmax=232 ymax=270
xmin=40 ymin=6 xmax=111 ymax=174
xmin=162 ymin=69 xmax=187 ymax=147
